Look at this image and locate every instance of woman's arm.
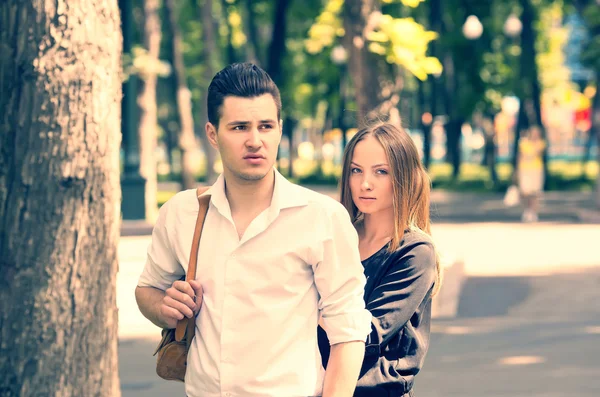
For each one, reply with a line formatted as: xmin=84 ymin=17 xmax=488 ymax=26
xmin=364 ymin=240 xmax=437 ymax=357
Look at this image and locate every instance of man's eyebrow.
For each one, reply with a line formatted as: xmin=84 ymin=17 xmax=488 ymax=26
xmin=226 ymin=120 xmax=250 ymax=126
xmin=226 ymin=120 xmax=277 ymax=125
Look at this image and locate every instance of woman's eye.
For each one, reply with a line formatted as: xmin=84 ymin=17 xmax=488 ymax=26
xmin=351 ymin=168 xmax=361 ymax=174
xmin=377 ymin=169 xmax=388 ymax=175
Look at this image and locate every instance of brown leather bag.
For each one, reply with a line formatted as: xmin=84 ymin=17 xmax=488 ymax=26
xmin=153 ymin=187 xmax=211 ymax=382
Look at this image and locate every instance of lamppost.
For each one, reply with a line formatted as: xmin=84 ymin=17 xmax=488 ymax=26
xmin=119 ymin=0 xmax=147 ymax=220
xmin=331 ymin=45 xmax=349 ymax=151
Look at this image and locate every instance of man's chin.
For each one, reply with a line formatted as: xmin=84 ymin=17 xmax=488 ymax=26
xmin=235 ymin=168 xmax=271 ymax=182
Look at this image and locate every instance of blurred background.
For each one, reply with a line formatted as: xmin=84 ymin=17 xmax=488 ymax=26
xmin=113 ymin=0 xmax=600 ymax=396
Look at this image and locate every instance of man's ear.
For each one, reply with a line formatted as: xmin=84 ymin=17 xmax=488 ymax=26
xmin=206 ymin=122 xmax=219 ymax=150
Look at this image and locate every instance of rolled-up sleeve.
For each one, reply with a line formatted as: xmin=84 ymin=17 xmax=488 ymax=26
xmin=311 ymin=205 xmax=372 ymax=345
xmin=137 ymin=199 xmax=184 ymax=291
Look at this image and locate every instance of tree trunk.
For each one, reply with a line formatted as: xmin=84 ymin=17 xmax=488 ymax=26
xmin=165 ymin=0 xmax=198 ymax=190
xmin=512 ymin=0 xmax=548 ymax=185
xmin=524 ymin=2 xmax=549 ymax=188
xmin=192 ymin=0 xmax=219 ymax=184
xmin=441 ymin=49 xmax=462 ymax=180
xmin=283 ymin=116 xmax=297 ymax=178
xmin=266 ymin=0 xmax=291 ymax=86
xmin=221 ymin=0 xmax=238 ymax=64
xmin=343 ymin=0 xmax=388 ymax=125
xmin=138 ymin=0 xmax=162 ymax=222
xmin=418 ymin=79 xmax=432 ymax=169
xmin=0 ymin=1 xmax=122 ymax=396
xmin=243 ymin=0 xmax=263 ymax=65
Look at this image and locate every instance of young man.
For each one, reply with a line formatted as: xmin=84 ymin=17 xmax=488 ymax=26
xmin=135 ymin=63 xmax=372 ymax=397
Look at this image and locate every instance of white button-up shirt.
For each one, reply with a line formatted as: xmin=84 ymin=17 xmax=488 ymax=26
xmin=138 ymin=169 xmax=372 ymax=397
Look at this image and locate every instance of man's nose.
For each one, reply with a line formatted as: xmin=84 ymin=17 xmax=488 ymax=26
xmin=246 ymin=128 xmax=262 ymax=147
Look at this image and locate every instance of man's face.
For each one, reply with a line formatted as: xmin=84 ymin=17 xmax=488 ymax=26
xmin=206 ymin=94 xmax=282 ymax=183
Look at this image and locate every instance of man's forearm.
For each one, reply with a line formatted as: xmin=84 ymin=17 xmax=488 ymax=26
xmin=322 ymin=340 xmax=365 ymax=397
xmin=135 ymin=286 xmax=170 ymax=329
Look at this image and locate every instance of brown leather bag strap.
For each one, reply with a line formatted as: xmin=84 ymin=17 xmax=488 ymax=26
xmin=175 ymin=186 xmax=211 ymax=342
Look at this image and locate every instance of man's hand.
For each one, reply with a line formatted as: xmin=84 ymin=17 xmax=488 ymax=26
xmin=159 ymin=280 xmax=203 ymax=329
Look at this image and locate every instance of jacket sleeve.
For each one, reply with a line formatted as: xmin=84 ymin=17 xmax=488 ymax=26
xmin=364 ymin=240 xmax=437 ymax=357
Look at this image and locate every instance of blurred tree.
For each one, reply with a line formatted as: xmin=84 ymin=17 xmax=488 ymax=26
xmin=512 ymin=0 xmax=549 ymax=186
xmin=137 ymin=0 xmax=163 ymax=221
xmin=267 ymin=0 xmax=293 ymax=87
xmin=306 ymin=0 xmax=442 ymax=126
xmin=0 ymin=0 xmax=122 ymax=395
xmin=573 ymin=0 xmax=600 ymax=206
xmin=165 ymin=0 xmax=199 ymax=190
xmin=191 ymin=0 xmax=219 ymax=184
xmin=221 ymin=0 xmax=240 ymax=64
xmin=242 ymin=0 xmax=263 ymax=64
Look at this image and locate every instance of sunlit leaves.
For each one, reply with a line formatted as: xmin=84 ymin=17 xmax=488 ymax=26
xmin=305 ymin=0 xmax=345 ymax=54
xmin=382 ymin=0 xmax=425 ymax=7
xmin=305 ymin=0 xmax=441 ymax=80
xmin=366 ymin=14 xmax=442 ymax=80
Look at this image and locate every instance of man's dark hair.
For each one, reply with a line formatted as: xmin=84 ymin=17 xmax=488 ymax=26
xmin=207 ymin=63 xmax=282 ymax=127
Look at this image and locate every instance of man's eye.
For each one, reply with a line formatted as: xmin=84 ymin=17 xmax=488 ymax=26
xmin=260 ymin=124 xmax=273 ymax=130
xmin=233 ymin=125 xmax=246 ymax=131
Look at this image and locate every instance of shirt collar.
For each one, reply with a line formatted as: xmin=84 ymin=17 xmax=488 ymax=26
xmin=199 ymin=168 xmax=309 ymax=221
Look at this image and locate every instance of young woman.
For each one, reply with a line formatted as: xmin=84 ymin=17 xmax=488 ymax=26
xmin=318 ymin=122 xmax=441 ymax=397
xmin=517 ymin=126 xmax=546 ymax=222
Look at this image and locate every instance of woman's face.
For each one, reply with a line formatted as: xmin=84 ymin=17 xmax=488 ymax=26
xmin=349 ymin=135 xmax=394 ymax=216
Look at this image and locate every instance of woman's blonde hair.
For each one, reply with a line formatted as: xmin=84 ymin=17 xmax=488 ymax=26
xmin=339 ymin=122 xmax=442 ymax=295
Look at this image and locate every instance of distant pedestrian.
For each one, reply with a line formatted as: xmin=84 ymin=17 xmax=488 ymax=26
xmin=517 ymin=126 xmax=546 ymax=222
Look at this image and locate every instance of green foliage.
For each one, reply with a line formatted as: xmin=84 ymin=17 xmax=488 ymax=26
xmin=536 ymin=0 xmax=578 ymax=105
xmin=305 ymin=0 xmax=442 ymax=81
xmin=578 ymin=1 xmax=600 ymax=72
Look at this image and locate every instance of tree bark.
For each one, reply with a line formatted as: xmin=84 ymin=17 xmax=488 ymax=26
xmin=0 ymin=1 xmax=122 ymax=396
xmin=165 ymin=0 xmax=198 ymax=190
xmin=138 ymin=0 xmax=162 ymax=222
